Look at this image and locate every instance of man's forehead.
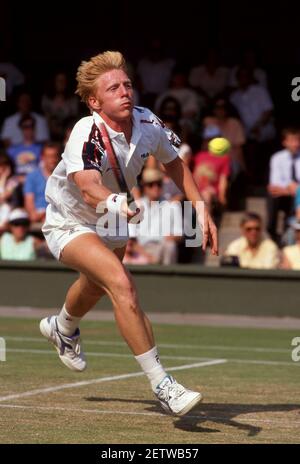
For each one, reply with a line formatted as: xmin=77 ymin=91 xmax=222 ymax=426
xmin=97 ymin=69 xmax=130 ymax=87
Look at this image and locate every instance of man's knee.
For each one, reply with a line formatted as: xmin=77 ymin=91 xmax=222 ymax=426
xmin=111 ymin=272 xmax=138 ymax=309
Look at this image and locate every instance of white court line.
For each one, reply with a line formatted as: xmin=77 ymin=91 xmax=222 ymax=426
xmin=0 ymin=359 xmax=226 ymax=403
xmin=4 ymin=347 xmax=298 ymax=367
xmin=3 ymin=336 xmax=290 ymax=354
xmin=0 ymin=403 xmax=299 ymax=428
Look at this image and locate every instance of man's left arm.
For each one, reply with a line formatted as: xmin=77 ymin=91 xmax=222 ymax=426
xmin=163 ymin=156 xmax=218 ymax=255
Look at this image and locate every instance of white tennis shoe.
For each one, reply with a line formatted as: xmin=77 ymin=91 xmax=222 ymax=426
xmin=39 ymin=316 xmax=86 ymax=372
xmin=154 ymin=375 xmax=202 ymax=416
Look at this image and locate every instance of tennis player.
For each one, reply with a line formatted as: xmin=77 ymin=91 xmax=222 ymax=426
xmin=40 ymin=51 xmax=218 ymax=416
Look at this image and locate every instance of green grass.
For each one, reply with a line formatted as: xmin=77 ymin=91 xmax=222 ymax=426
xmin=0 ymin=317 xmax=300 ymax=443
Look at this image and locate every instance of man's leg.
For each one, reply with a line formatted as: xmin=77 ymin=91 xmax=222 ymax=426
xmin=60 ymin=233 xmax=154 ymax=355
xmin=41 ymin=232 xmax=202 ymax=415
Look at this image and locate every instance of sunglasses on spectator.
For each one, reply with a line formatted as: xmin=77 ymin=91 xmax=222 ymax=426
xmin=10 ymin=220 xmax=30 ymax=227
xmin=21 ymin=123 xmax=34 ymax=129
xmin=244 ymin=226 xmax=261 ymax=232
xmin=145 ymin=181 xmax=163 ymax=188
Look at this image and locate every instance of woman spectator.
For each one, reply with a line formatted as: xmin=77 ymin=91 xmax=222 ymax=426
xmin=41 ymin=72 xmax=79 ymax=141
xmin=0 ymin=151 xmax=20 ymax=231
xmin=202 ymin=96 xmax=246 ymax=175
xmin=0 ymin=209 xmax=36 ymax=260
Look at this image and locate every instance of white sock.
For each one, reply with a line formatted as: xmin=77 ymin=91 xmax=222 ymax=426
xmin=135 ymin=346 xmax=167 ymax=391
xmin=56 ymin=304 xmax=81 ymax=336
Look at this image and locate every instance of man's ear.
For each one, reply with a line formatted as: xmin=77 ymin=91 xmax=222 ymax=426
xmin=88 ymin=95 xmax=101 ymax=111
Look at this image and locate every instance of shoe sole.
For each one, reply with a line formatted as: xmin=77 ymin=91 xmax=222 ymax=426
xmin=176 ymin=392 xmax=203 ymax=416
xmin=39 ymin=318 xmax=86 ymax=372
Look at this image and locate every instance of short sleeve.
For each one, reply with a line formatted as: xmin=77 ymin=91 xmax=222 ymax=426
xmin=151 ymin=115 xmax=179 ymax=164
xmin=23 ymin=172 xmax=34 ymax=194
xmin=62 ymin=119 xmax=106 ymax=179
xmin=295 ymin=187 xmax=300 ymax=208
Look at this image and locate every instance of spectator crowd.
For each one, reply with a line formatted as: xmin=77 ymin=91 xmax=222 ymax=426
xmin=1 ymin=39 xmax=300 ymax=270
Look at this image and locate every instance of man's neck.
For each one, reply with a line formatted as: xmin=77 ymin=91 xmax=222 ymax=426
xmin=99 ymin=112 xmax=133 ymax=144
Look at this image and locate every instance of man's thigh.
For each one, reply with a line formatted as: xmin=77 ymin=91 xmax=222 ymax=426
xmin=61 ymin=233 xmax=130 ymax=294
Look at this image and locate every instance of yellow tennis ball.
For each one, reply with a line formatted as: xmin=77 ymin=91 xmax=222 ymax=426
xmin=208 ymin=137 xmax=231 ymax=156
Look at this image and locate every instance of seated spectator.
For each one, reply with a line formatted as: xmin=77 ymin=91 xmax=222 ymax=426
xmin=230 ymin=67 xmax=275 ymax=143
xmin=0 ymin=209 xmax=37 ymax=260
xmin=123 ymin=238 xmax=156 ymax=265
xmin=228 ymin=46 xmax=268 ymax=90
xmin=129 ymin=169 xmax=183 ymax=265
xmin=0 ymin=58 xmax=24 ymax=98
xmin=0 ymin=151 xmax=20 ymax=231
xmin=7 ymin=115 xmax=42 ymax=182
xmin=267 ymin=127 xmax=300 ymax=243
xmin=192 ymin=128 xmax=230 ymax=225
xmin=24 ymin=142 xmax=61 ymax=225
xmin=41 ymin=72 xmax=79 ymax=141
xmin=137 ymin=38 xmax=175 ymax=109
xmin=1 ymin=91 xmax=49 ymax=147
xmin=281 ymin=222 xmax=300 ymax=270
xmin=203 ymin=96 xmax=246 ymax=175
xmin=224 ymin=212 xmax=280 ymax=269
xmin=189 ymin=48 xmax=229 ymax=104
xmin=155 ymin=70 xmax=203 ymax=127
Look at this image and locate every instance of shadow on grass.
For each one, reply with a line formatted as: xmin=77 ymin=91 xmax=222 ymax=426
xmin=85 ymin=397 xmax=300 ymax=437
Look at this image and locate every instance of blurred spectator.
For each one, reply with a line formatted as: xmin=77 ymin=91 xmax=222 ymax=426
xmin=202 ymin=96 xmax=246 ymax=175
xmin=7 ymin=115 xmax=42 ymax=182
xmin=230 ymin=67 xmax=276 ymax=185
xmin=224 ymin=212 xmax=280 ymax=269
xmin=1 ymin=91 xmax=49 ymax=146
xmin=137 ymin=38 xmax=175 ymax=109
xmin=129 ymin=169 xmax=183 ymax=264
xmin=189 ymin=48 xmax=229 ymax=104
xmin=157 ymin=96 xmax=190 ymax=141
xmin=24 ymin=142 xmax=61 ymax=225
xmin=0 ymin=151 xmax=20 ymax=231
xmin=230 ymin=67 xmax=275 ymax=143
xmin=281 ymin=222 xmax=300 ymax=270
xmin=41 ymin=72 xmax=79 ymax=141
xmin=267 ymin=127 xmax=300 ymax=242
xmin=123 ymin=238 xmax=155 ymax=265
xmin=192 ymin=128 xmax=230 ymax=224
xmin=229 ymin=47 xmax=268 ymax=90
xmin=155 ymin=69 xmax=202 ymax=125
xmin=0 ymin=46 xmax=25 ymax=98
xmin=0 ymin=209 xmax=36 ymax=260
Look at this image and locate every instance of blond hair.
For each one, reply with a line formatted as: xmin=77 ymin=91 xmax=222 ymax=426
xmin=75 ymin=51 xmax=127 ymax=105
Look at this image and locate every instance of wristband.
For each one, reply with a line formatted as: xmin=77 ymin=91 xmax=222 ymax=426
xmin=106 ymin=193 xmax=126 ymax=214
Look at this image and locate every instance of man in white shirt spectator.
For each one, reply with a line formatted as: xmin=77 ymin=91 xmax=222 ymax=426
xmin=189 ymin=48 xmax=229 ymax=104
xmin=1 ymin=91 xmax=49 ymax=147
xmin=137 ymin=38 xmax=175 ymax=109
xmin=129 ymin=168 xmax=183 ymax=264
xmin=224 ymin=212 xmax=280 ymax=269
xmin=267 ymin=127 xmax=300 ymax=242
xmin=230 ymin=67 xmax=275 ymax=143
xmin=155 ymin=70 xmax=202 ymax=125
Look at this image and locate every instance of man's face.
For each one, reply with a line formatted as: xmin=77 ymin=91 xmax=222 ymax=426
xmin=143 ymin=180 xmax=163 ymax=201
xmin=283 ymin=134 xmax=300 ymax=154
xmin=90 ymin=69 xmax=134 ymax=122
xmin=18 ymin=94 xmax=32 ymax=114
xmin=242 ymin=220 xmax=262 ymax=247
xmin=42 ymin=147 xmax=60 ymax=172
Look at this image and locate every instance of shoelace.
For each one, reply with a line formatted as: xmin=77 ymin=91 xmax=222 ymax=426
xmin=54 ymin=329 xmax=81 ymax=357
xmin=158 ymin=381 xmax=185 ymax=402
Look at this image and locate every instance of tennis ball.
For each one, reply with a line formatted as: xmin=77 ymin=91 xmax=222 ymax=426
xmin=208 ymin=137 xmax=231 ymax=156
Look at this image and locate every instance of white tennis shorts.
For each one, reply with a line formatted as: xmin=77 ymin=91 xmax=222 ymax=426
xmin=42 ymin=206 xmax=129 ymax=261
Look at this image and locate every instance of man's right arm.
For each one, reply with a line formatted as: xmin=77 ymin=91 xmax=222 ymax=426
xmin=72 ymin=170 xmax=137 ymax=220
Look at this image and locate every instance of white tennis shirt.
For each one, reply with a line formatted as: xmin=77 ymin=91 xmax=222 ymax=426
xmin=44 ymin=107 xmax=179 ymax=228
